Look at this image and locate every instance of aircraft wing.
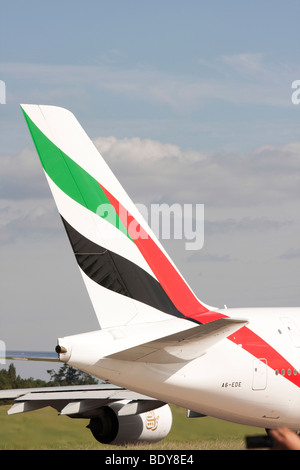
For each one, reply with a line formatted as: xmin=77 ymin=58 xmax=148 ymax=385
xmin=0 ymin=383 xmax=166 ymax=416
xmin=0 ymin=383 xmax=172 ymax=445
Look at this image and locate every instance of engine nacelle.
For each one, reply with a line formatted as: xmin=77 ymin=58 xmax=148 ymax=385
xmin=87 ymin=403 xmax=172 ymax=445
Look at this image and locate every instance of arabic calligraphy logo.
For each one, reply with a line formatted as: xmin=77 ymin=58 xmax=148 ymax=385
xmin=145 ymin=410 xmax=159 ymax=431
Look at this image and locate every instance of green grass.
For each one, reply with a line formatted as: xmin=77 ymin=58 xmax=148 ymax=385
xmin=0 ymin=404 xmax=261 ymax=450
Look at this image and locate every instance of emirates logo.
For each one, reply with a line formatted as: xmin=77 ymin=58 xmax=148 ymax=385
xmin=145 ymin=410 xmax=159 ymax=431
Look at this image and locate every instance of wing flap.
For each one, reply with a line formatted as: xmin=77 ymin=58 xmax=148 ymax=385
xmin=8 ymin=401 xmax=49 ymax=415
xmin=0 ymin=384 xmax=162 ymax=416
xmin=106 ymin=318 xmax=248 ymax=363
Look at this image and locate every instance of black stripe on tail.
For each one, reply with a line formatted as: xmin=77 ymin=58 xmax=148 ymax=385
xmin=61 ymin=217 xmax=185 ymax=318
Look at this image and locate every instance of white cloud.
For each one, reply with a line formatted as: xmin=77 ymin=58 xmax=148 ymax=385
xmin=0 ymin=199 xmax=62 ymax=245
xmin=94 ymin=136 xmax=300 ymax=210
xmin=2 ymin=135 xmax=299 ymax=233
xmin=0 ymin=147 xmax=49 ymax=199
xmin=218 ymin=53 xmax=266 ymax=76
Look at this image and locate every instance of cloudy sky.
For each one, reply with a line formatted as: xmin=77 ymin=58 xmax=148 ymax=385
xmin=1 ymin=1 xmax=300 ymax=377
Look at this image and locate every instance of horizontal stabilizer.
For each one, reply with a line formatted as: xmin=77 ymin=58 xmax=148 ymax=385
xmin=106 ymin=317 xmax=248 ymax=363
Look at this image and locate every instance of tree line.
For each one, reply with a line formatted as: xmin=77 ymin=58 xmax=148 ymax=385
xmin=0 ymin=363 xmax=98 ymax=390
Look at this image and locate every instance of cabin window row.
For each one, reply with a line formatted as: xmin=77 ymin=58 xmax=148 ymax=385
xmin=275 ymin=368 xmax=298 ymax=376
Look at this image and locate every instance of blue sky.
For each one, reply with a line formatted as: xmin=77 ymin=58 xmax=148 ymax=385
xmin=2 ymin=1 xmax=299 ymax=67
xmin=1 ymin=1 xmax=300 ymax=378
xmin=2 ymin=0 xmax=300 ymax=152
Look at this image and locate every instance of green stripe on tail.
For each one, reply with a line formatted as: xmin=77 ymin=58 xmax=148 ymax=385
xmin=22 ymin=109 xmax=130 ymax=239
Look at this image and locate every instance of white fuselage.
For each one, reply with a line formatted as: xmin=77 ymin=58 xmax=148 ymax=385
xmin=58 ymin=307 xmax=300 ymax=430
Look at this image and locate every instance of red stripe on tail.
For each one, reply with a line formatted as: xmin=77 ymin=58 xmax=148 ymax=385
xmin=98 ymin=182 xmax=209 ymax=317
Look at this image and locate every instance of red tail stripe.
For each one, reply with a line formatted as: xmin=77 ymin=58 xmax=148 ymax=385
xmin=98 ymin=182 xmax=209 ymax=316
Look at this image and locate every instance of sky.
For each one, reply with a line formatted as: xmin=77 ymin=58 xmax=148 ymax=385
xmin=1 ymin=0 xmax=300 ymax=378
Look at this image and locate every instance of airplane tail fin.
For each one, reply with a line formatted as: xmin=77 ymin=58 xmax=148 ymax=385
xmin=21 ymin=105 xmax=217 ymax=329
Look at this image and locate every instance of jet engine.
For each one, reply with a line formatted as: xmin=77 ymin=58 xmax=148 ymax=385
xmin=87 ymin=403 xmax=172 ymax=445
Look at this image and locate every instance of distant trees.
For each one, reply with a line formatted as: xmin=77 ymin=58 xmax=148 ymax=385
xmin=46 ymin=364 xmax=98 ymax=386
xmin=0 ymin=364 xmax=47 ymax=390
xmin=0 ymin=363 xmax=98 ymax=391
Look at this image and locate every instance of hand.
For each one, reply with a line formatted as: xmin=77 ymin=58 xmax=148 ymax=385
xmin=268 ymin=427 xmax=300 ymax=450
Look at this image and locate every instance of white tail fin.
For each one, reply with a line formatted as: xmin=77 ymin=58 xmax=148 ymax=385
xmin=21 ymin=105 xmax=217 ymax=329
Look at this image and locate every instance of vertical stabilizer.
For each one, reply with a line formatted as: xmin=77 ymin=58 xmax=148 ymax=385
xmin=21 ymin=105 xmax=213 ymax=329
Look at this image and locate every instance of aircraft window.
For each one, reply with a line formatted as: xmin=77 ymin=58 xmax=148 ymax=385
xmin=278 ymin=329 xmax=282 ymax=334
xmin=276 ymin=368 xmax=299 ymax=376
xmin=275 ymin=369 xmax=299 ymax=376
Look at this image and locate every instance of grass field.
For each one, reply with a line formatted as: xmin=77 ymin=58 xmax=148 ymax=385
xmin=0 ymin=404 xmax=262 ymax=450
